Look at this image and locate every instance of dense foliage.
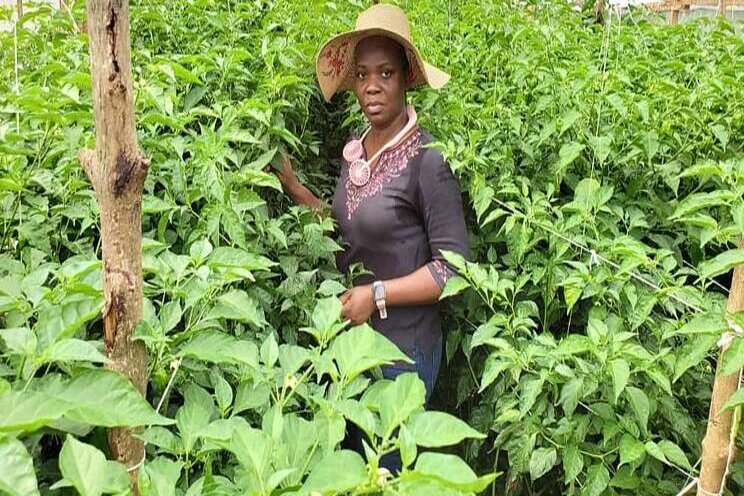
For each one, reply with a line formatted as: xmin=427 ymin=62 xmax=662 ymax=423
xmin=1 ymin=0 xmax=744 ymax=495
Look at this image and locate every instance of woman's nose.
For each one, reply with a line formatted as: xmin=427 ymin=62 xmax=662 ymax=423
xmin=365 ymin=77 xmax=382 ymax=94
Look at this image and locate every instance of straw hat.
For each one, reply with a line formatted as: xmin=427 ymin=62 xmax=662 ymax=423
xmin=315 ymin=4 xmax=450 ymax=102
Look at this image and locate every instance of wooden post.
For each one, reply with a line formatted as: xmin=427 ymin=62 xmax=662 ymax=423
xmin=16 ymin=0 xmax=22 ymax=19
xmin=698 ymin=240 xmax=744 ymax=495
xmin=79 ymin=0 xmax=149 ymax=489
xmin=670 ymin=8 xmax=679 ymax=23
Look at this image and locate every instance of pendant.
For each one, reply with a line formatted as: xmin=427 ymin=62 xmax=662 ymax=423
xmin=349 ymin=159 xmax=371 ymax=187
xmin=343 ymin=139 xmax=364 ymax=163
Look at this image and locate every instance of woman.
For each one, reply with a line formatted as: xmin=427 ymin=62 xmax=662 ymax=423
xmin=276 ymin=2 xmax=470 ymax=448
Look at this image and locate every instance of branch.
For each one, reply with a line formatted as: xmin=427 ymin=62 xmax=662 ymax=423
xmin=78 ymin=148 xmax=100 ymax=192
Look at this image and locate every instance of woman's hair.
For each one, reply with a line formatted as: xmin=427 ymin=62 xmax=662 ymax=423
xmin=397 ymin=43 xmax=410 ymax=76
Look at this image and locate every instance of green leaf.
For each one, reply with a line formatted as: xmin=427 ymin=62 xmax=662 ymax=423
xmin=529 ymin=447 xmax=557 ymax=481
xmin=556 ymin=335 xmax=592 ymax=356
xmin=589 ymin=135 xmax=612 ymax=165
xmin=229 ymin=424 xmax=274 ymax=479
xmin=59 ymin=435 xmax=106 ymax=496
xmin=236 ymin=169 xmax=282 ymax=191
xmin=317 ymin=280 xmax=347 ymax=297
xmin=583 ymin=464 xmax=610 ymax=496
xmin=278 ymin=344 xmax=310 ymax=376
xmin=723 ymin=387 xmax=744 ymax=411
xmin=625 ymin=387 xmax=650 ymax=433
xmin=399 ymin=424 xmax=417 ymax=468
xmin=0 ymin=436 xmax=39 ymax=496
xmin=610 ymin=359 xmax=630 ymax=402
xmin=35 ymin=297 xmax=104 ymax=348
xmin=659 ymin=440 xmax=692 ymax=470
xmin=0 ymin=390 xmax=70 ymax=433
xmin=439 ymin=276 xmax=470 ymax=299
xmin=700 ymin=249 xmax=744 ymax=279
xmin=245 ymin=148 xmax=277 ymax=170
xmin=45 ymin=370 xmax=174 ymax=428
xmin=711 ymin=124 xmax=729 ymax=150
xmin=478 ymin=356 xmax=510 ymax=392
xmin=557 ymin=142 xmax=585 ymax=172
xmin=619 ymin=434 xmax=645 ymax=466
xmin=559 ymin=377 xmax=583 ymax=417
xmin=408 ymin=411 xmax=485 ymax=447
xmin=302 ymin=450 xmax=367 ymax=494
xmin=102 ymin=460 xmax=129 ymax=494
xmin=473 ymin=185 xmax=494 ymax=221
xmin=644 ymin=440 xmax=667 ymax=463
xmin=0 ymin=328 xmax=36 ymax=356
xmin=207 ymin=247 xmax=276 ymax=278
xmin=43 ymin=338 xmax=108 ymax=364
xmin=673 ymin=334 xmax=718 ymax=382
xmin=329 ymin=324 xmax=411 ymax=381
xmin=138 ymin=457 xmax=182 ymax=496
xmin=721 ymin=336 xmax=744 ymax=375
xmin=176 ymin=383 xmax=216 ymax=454
xmin=159 ymin=301 xmax=182 ymax=333
xmin=260 ymin=333 xmax=279 ymax=368
xmin=178 ymin=331 xmax=259 ymax=368
xmin=311 ymin=297 xmax=344 ymax=341
xmin=233 ymin=382 xmax=270 ymax=414
xmin=210 ymin=370 xmax=233 ymax=414
xmin=562 ymin=443 xmax=583 ymax=483
xmin=668 ymin=314 xmax=727 ymax=338
xmin=411 ymin=452 xmax=497 ymax=493
xmin=189 ymin=238 xmax=213 ymax=261
xmin=380 ymin=373 xmax=426 ymax=438
xmin=671 ymin=191 xmax=736 ymax=220
xmin=207 ymin=290 xmax=266 ymax=327
xmin=334 ymin=399 xmax=377 ymax=438
xmin=519 ymin=377 xmax=544 ymax=417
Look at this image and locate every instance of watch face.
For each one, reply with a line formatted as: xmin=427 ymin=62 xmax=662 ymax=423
xmin=373 ymin=284 xmax=385 ymax=301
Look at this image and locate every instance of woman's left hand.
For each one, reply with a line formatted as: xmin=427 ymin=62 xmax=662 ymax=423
xmin=340 ymin=284 xmax=375 ymax=326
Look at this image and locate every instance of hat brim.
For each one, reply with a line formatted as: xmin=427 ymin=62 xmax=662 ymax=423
xmin=316 ymin=28 xmax=449 ymax=102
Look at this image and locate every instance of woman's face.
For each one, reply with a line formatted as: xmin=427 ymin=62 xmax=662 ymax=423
xmin=353 ymin=36 xmax=407 ymax=129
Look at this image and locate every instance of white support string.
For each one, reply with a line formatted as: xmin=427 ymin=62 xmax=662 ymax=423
xmin=127 ymin=358 xmax=182 ymax=473
xmin=676 ymin=477 xmax=699 ymax=496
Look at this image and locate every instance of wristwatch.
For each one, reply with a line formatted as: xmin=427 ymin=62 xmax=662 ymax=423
xmin=372 ymin=280 xmax=387 ymax=320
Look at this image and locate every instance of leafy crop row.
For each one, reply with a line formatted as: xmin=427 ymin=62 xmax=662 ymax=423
xmin=1 ymin=1 xmax=744 ymax=495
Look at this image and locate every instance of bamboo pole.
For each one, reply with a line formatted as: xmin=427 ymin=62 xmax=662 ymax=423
xmin=698 ymin=240 xmax=744 ymax=496
xmin=79 ymin=0 xmax=149 ymax=490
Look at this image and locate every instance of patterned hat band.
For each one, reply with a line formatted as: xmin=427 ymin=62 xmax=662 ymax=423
xmin=315 ymin=4 xmax=450 ymax=102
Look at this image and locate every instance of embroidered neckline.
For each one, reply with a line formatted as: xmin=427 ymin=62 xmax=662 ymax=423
xmin=344 ymin=128 xmax=423 ymax=220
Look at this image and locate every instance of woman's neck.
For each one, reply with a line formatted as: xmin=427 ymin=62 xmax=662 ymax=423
xmin=366 ymin=107 xmax=409 ymax=156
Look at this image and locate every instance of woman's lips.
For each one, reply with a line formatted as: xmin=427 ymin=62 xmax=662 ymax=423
xmin=366 ymin=102 xmax=384 ymax=114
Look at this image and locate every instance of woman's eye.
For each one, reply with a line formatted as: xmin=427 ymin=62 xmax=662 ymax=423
xmin=382 ymin=70 xmax=392 ymax=78
xmin=356 ymin=71 xmax=366 ymax=79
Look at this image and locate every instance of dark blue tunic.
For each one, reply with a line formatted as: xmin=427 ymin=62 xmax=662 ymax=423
xmin=331 ymin=126 xmax=471 ymax=376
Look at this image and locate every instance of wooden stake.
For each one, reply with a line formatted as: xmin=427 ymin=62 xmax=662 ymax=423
xmin=670 ymin=7 xmax=680 ymax=23
xmin=698 ymin=240 xmax=744 ymax=496
xmin=80 ymin=0 xmax=148 ymax=490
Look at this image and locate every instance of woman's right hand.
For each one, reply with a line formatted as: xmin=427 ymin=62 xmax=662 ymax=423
xmin=268 ymin=153 xmax=325 ymax=210
xmin=275 ymin=153 xmax=299 ymax=193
